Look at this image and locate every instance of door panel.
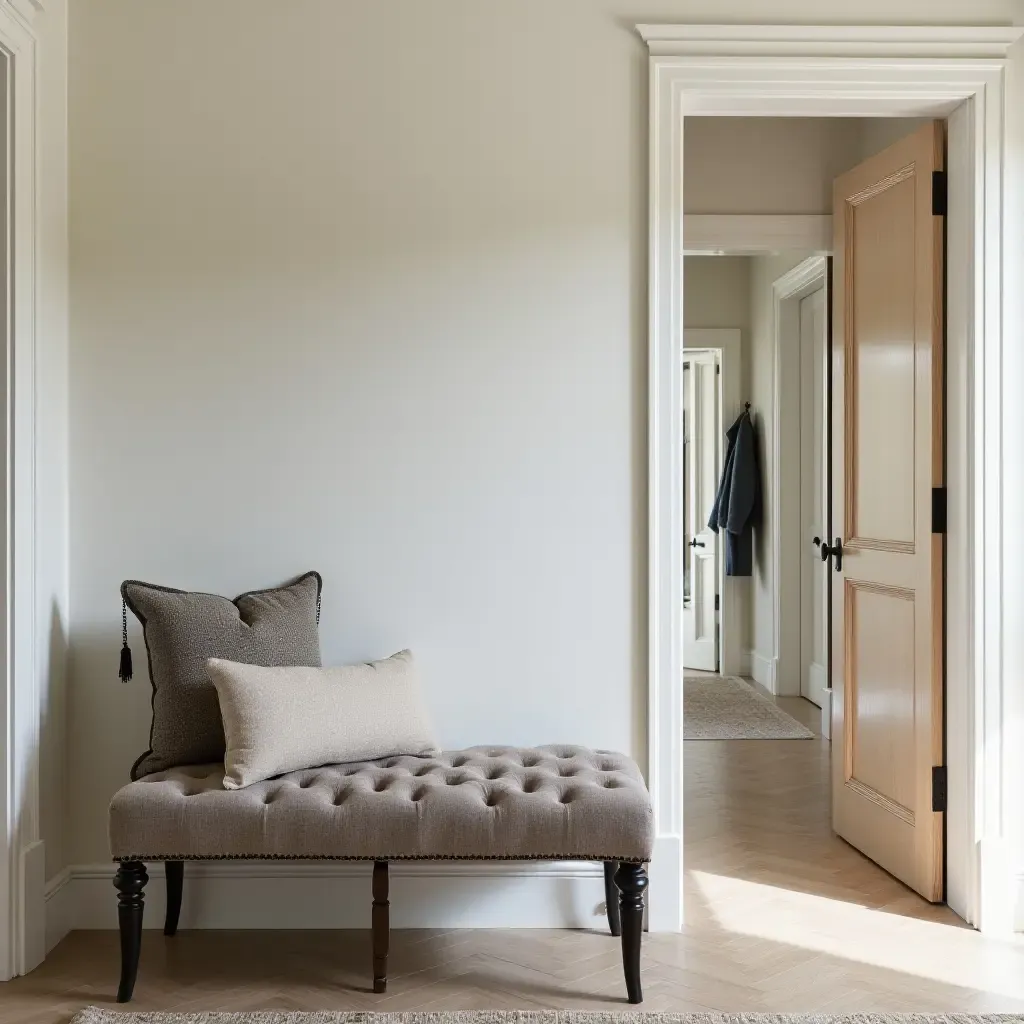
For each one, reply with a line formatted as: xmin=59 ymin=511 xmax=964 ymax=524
xmin=683 ymin=349 xmax=719 ymax=672
xmin=831 ymin=121 xmax=944 ymax=902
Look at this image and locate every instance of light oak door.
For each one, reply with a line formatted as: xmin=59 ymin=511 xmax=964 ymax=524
xmin=830 ymin=122 xmax=945 ymax=902
xmin=683 ymin=349 xmax=720 ymax=672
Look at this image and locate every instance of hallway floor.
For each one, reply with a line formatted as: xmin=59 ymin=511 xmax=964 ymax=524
xmin=4 ymin=693 xmax=1024 ymax=1019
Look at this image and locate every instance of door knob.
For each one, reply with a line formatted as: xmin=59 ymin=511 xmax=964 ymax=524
xmin=689 ymin=538 xmax=705 ymax=549
xmin=817 ymin=537 xmax=843 ymax=571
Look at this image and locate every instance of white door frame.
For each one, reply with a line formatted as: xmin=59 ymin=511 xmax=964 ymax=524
xmin=683 ymin=329 xmax=743 ymax=678
xmin=0 ymin=0 xmax=43 ymax=980
xmin=773 ymin=257 xmax=829 ymax=702
xmin=642 ymin=23 xmax=1022 ymax=933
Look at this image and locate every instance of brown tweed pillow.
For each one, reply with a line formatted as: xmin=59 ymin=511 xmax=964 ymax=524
xmin=122 ymin=571 xmax=322 ymax=779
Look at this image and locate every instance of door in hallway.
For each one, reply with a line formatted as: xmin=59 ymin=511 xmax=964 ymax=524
xmin=830 ymin=122 xmax=945 ymax=902
xmin=800 ymin=285 xmax=828 ymax=710
xmin=682 ymin=349 xmax=719 ymax=672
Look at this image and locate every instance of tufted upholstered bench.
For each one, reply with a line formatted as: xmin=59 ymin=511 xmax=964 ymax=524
xmin=109 ymin=744 xmax=654 ymax=1004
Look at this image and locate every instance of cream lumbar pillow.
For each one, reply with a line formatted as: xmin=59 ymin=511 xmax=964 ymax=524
xmin=207 ymin=649 xmax=439 ymax=789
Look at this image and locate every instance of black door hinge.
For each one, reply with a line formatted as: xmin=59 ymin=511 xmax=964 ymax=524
xmin=714 ymin=594 xmax=720 ymax=612
xmin=932 ymin=765 xmax=947 ymax=813
xmin=932 ymin=487 xmax=947 ymax=534
xmin=932 ymin=170 xmax=947 ymax=217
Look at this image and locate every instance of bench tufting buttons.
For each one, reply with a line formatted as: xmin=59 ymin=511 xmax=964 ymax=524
xmin=412 ymin=787 xmax=427 ymax=802
xmin=333 ymin=790 xmax=348 ymax=806
xmin=560 ymin=791 xmax=576 ymax=805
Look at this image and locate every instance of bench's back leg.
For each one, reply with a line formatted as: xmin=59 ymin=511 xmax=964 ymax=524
xmin=614 ymin=862 xmax=648 ymax=1004
xmin=114 ymin=860 xmax=148 ymax=1003
xmin=603 ymin=861 xmax=621 ymax=935
xmin=372 ymin=860 xmax=389 ymax=993
xmin=164 ymin=861 xmax=184 ymax=936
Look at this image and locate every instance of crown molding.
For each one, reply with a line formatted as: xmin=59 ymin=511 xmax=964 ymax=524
xmin=636 ymin=24 xmax=1024 ymax=59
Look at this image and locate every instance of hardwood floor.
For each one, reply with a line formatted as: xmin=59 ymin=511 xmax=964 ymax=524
xmin=6 ymin=691 xmax=1024 ymax=1020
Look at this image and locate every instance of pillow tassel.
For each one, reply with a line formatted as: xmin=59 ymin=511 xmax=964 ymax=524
xmin=119 ymin=598 xmax=133 ymax=683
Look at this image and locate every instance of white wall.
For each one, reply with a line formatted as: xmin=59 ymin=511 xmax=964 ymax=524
xmin=68 ymin=0 xmax=649 ymax=873
xmin=63 ymin=0 xmax=1024 ymax=930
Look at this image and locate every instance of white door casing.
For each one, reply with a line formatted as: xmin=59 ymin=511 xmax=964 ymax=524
xmin=800 ymin=286 xmax=829 ymax=710
xmin=683 ymin=350 xmax=719 ymax=672
xmin=644 ymin=24 xmax=1021 ymax=932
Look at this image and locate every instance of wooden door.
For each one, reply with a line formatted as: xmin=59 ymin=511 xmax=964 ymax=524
xmin=831 ymin=122 xmax=945 ymax=902
xmin=683 ymin=349 xmax=720 ymax=672
xmin=800 ymin=285 xmax=828 ymax=709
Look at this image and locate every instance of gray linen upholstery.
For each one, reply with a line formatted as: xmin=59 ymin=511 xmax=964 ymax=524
xmin=109 ymin=745 xmax=654 ymax=863
xmin=123 ymin=572 xmax=322 ymax=780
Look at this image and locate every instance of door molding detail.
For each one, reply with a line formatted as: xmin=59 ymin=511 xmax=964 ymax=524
xmin=643 ymin=23 xmax=1022 ymax=932
xmin=771 ymin=257 xmax=828 ymax=699
xmin=0 ymin=1 xmax=41 ymax=980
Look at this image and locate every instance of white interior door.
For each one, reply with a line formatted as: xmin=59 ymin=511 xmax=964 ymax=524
xmin=683 ymin=349 xmax=719 ymax=672
xmin=800 ymin=286 xmax=828 ymax=708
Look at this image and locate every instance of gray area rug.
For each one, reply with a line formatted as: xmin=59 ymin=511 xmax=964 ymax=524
xmin=684 ymin=674 xmax=815 ymax=740
xmin=68 ymin=1010 xmax=1024 ymax=1023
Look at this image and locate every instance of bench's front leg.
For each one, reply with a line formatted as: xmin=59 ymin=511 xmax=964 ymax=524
xmin=114 ymin=860 xmax=148 ymax=1003
xmin=372 ymin=861 xmax=389 ymax=993
xmin=614 ymin=862 xmax=648 ymax=1004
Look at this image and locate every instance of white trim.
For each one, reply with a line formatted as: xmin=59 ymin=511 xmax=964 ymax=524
xmin=52 ymin=862 xmax=607 ymax=933
xmin=749 ymin=651 xmax=776 ymax=694
xmin=42 ymin=867 xmax=70 ymax=954
xmin=0 ymin=4 xmax=40 ymax=980
xmin=772 ymin=257 xmax=828 ymax=699
xmin=683 ymin=329 xmax=744 ymax=678
xmin=645 ymin=23 xmax=1022 ymax=934
xmin=683 ymin=215 xmax=831 ymax=255
xmin=637 ymin=24 xmax=1023 ymax=58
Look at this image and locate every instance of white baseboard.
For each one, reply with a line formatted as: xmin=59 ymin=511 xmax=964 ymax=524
xmin=44 ymin=867 xmax=73 ymax=954
xmin=1015 ymin=871 xmax=1024 ymax=933
xmin=737 ymin=648 xmax=752 ymax=677
xmin=53 ymin=860 xmax=613 ymax=934
xmin=749 ymin=650 xmax=777 ymax=693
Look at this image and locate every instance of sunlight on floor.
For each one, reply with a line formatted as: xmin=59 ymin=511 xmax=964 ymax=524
xmin=690 ymin=868 xmax=1024 ymax=1000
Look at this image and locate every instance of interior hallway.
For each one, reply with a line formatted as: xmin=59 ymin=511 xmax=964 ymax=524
xmin=4 ymin=695 xmax=1024 ymax=1020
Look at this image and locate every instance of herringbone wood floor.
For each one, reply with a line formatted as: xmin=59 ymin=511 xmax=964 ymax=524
xmin=6 ymin=687 xmax=1024 ymax=1021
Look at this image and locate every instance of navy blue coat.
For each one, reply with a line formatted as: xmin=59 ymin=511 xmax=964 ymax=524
xmin=708 ymin=410 xmax=761 ymax=576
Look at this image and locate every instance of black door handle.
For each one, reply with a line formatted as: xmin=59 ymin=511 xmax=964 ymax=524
xmin=689 ymin=538 xmax=705 ymax=549
xmin=817 ymin=537 xmax=844 ymax=571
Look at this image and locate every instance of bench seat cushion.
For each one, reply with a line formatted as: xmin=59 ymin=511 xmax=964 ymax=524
xmin=109 ymin=745 xmax=654 ymax=863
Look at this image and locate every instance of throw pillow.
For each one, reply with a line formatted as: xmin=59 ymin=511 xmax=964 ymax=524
xmin=122 ymin=571 xmax=322 ymax=779
xmin=207 ymin=649 xmax=439 ymax=789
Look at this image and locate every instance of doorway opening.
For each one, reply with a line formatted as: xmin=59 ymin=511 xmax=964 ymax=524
xmin=680 ymin=114 xmax=958 ymax=948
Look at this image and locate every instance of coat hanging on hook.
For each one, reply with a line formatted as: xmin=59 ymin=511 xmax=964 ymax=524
xmin=708 ymin=404 xmax=761 ymax=576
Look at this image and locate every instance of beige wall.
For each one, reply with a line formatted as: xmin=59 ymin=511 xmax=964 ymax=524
xmin=65 ymin=1 xmax=1024 ymax=887
xmin=685 ymin=118 xmax=865 ymax=214
xmin=37 ymin=0 xmax=70 ymax=883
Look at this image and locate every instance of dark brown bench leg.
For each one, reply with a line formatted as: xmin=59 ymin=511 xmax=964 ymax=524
xmin=603 ymin=861 xmax=621 ymax=936
xmin=614 ymin=862 xmax=648 ymax=1004
xmin=372 ymin=860 xmax=389 ymax=993
xmin=114 ymin=860 xmax=148 ymax=1003
xmin=164 ymin=861 xmax=184 ymax=936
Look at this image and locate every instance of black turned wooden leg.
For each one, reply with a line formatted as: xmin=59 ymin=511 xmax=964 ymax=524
xmin=372 ymin=861 xmax=389 ymax=993
xmin=114 ymin=860 xmax=148 ymax=1003
xmin=164 ymin=861 xmax=183 ymax=936
xmin=614 ymin=862 xmax=648 ymax=1004
xmin=603 ymin=861 xmax=621 ymax=936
